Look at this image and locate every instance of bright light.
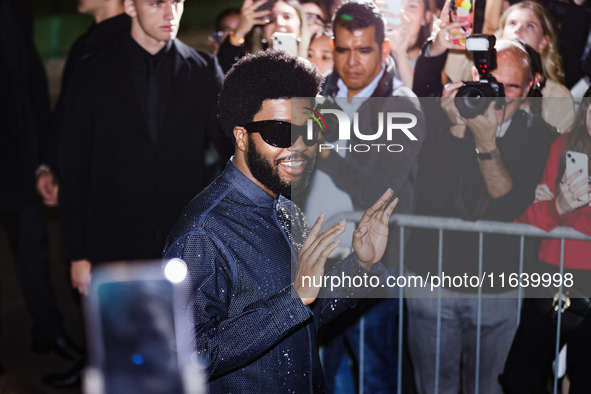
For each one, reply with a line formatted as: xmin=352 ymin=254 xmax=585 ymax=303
xmin=164 ymin=258 xmax=188 ymax=283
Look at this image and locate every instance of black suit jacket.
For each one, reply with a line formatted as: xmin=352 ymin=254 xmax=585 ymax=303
xmin=42 ymin=13 xmax=130 ymax=175
xmin=59 ymin=36 xmax=226 ymax=263
xmin=0 ymin=0 xmax=50 ymax=210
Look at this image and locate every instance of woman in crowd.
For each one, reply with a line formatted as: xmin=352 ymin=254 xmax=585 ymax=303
xmin=207 ymin=8 xmax=240 ymax=55
xmin=498 ymin=1 xmax=574 ymax=133
xmin=383 ymin=0 xmax=433 ymax=89
xmin=500 ymin=92 xmax=591 ymax=393
xmin=217 ymin=0 xmax=310 ymax=73
xmin=307 ymin=30 xmax=333 ymax=75
xmin=500 ymin=1 xmax=563 ymax=87
xmin=301 ymin=0 xmax=330 ymax=36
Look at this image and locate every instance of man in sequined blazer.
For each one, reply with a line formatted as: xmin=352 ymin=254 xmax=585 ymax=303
xmin=164 ymin=50 xmax=399 ymax=393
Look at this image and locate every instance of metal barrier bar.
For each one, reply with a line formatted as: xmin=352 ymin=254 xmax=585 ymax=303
xmin=397 ymin=227 xmax=405 ymax=394
xmin=553 ymin=238 xmax=566 ymax=394
xmin=322 ymin=212 xmax=585 ymax=394
xmin=360 ymin=309 xmax=365 ymax=394
xmin=475 ymin=232 xmax=483 ymax=394
xmin=434 ymin=229 xmax=443 ymax=394
xmin=325 ymin=213 xmax=591 ymax=241
xmin=517 ymin=236 xmax=525 ymax=324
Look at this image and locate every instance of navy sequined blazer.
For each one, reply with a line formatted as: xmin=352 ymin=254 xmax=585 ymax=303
xmin=164 ymin=160 xmax=387 ymax=393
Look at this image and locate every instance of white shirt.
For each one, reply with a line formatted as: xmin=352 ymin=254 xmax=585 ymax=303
xmin=305 ymin=64 xmax=387 ymax=250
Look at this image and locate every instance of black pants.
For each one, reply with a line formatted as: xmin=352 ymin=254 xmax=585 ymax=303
xmin=1 ymin=201 xmax=63 ymax=347
xmin=500 ymin=298 xmax=591 ymax=394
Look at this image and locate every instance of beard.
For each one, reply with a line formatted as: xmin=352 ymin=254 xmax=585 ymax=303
xmin=246 ymin=138 xmax=315 ymax=200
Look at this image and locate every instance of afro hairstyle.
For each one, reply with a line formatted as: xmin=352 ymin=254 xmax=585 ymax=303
xmin=217 ymin=49 xmax=323 ymax=141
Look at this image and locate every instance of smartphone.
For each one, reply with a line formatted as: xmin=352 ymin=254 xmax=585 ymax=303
xmin=378 ymin=0 xmax=403 ymax=28
xmin=272 ymin=32 xmax=299 ymax=56
xmin=449 ymin=0 xmax=474 ymax=45
xmin=83 ymin=260 xmax=205 ymax=394
xmin=566 ymin=150 xmax=589 ymax=200
xmin=209 ymin=31 xmax=223 ymax=45
xmin=255 ymin=0 xmax=276 ymax=20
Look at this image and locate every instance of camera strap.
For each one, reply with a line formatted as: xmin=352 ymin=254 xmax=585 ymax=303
xmin=453 ymin=137 xmax=491 ymax=221
xmin=453 ymin=175 xmax=490 ymax=221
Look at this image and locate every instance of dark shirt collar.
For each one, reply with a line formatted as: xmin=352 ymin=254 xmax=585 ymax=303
xmin=323 ymin=55 xmax=396 ymax=98
xmin=124 ymin=34 xmax=174 ymax=64
xmin=83 ymin=13 xmax=130 ymax=58
xmin=223 ymin=159 xmax=278 ymax=207
xmin=89 ymin=13 xmax=129 ymax=38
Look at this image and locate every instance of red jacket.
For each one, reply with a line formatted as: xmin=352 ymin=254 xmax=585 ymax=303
xmin=516 ymin=133 xmax=591 ymax=269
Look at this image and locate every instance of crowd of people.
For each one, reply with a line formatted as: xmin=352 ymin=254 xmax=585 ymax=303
xmin=2 ymin=0 xmax=591 ymax=392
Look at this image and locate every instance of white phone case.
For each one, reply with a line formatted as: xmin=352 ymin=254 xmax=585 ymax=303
xmin=379 ymin=0 xmax=403 ymax=27
xmin=272 ymin=32 xmax=298 ymax=57
xmin=566 ymin=150 xmax=589 ymax=200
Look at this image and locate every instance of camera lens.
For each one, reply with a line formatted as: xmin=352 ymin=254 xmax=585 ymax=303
xmin=567 ymin=153 xmax=572 ymax=158
xmin=572 ymin=158 xmax=576 ymax=163
xmin=455 ymin=85 xmax=491 ymax=119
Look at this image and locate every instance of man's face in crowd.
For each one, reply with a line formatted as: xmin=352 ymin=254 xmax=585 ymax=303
xmin=333 ymin=25 xmax=390 ymax=98
xmin=125 ymin=0 xmax=184 ymax=46
xmin=244 ymin=98 xmax=316 ymax=198
xmin=490 ymin=49 xmax=532 ymax=123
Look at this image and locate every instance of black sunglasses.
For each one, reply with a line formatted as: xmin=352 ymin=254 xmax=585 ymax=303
xmin=243 ymin=120 xmax=320 ymax=148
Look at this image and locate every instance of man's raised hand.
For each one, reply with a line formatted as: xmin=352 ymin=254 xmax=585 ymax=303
xmin=353 ymin=189 xmax=399 ymax=270
xmin=294 ymin=213 xmax=346 ymax=306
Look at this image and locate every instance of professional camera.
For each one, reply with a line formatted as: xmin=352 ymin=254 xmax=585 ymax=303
xmin=455 ymin=35 xmax=505 ymax=119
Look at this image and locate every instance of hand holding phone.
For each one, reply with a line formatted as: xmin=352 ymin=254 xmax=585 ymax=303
xmin=555 ymin=151 xmax=591 ymax=214
xmin=376 ymin=0 xmax=403 ymax=29
xmin=449 ymin=0 xmax=473 ymax=45
xmin=254 ymin=0 xmax=276 ymax=20
xmin=233 ymin=0 xmax=274 ymax=43
xmin=272 ymin=32 xmax=299 ymax=56
xmin=84 ymin=261 xmax=205 ymax=394
xmin=566 ymin=150 xmax=590 ymax=198
xmin=566 ymin=150 xmax=588 ymax=182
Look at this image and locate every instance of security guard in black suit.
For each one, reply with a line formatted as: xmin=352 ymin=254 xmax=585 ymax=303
xmin=59 ymin=0 xmax=231 ymax=294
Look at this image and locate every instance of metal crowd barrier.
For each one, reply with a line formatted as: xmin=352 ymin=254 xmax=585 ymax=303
xmin=324 ymin=212 xmax=591 ymax=394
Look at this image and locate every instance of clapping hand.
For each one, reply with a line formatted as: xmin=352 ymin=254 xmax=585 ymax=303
xmin=353 ymin=189 xmax=399 ymax=270
xmin=295 ymin=213 xmax=346 ymax=305
xmin=294 ymin=189 xmax=399 ymax=305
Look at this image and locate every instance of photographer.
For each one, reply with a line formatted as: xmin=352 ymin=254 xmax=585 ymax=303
xmin=405 ymin=37 xmax=557 ymax=393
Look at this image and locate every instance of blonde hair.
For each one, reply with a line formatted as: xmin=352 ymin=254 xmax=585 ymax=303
xmin=499 ymin=1 xmax=565 ymax=84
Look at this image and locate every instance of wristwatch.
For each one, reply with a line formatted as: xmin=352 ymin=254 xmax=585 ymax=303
xmin=475 ymin=147 xmax=500 ymax=160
